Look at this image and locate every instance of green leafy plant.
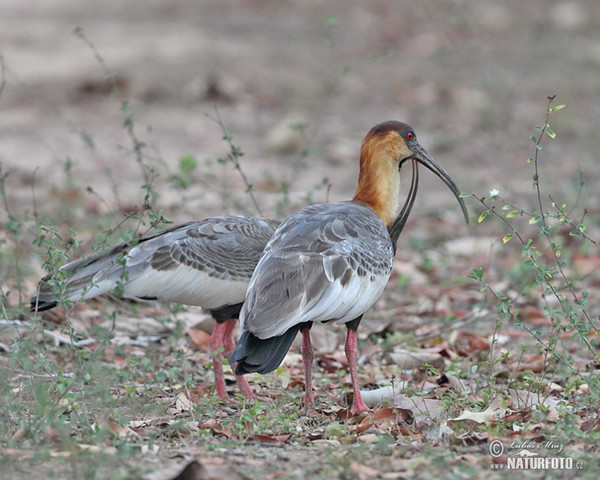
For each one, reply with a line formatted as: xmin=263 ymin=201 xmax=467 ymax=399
xmin=465 ymin=96 xmax=599 ymax=411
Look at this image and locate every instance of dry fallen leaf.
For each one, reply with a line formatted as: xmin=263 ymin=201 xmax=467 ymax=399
xmin=175 ymin=392 xmax=193 ymax=412
xmin=448 ymin=330 xmax=489 ymax=356
xmin=310 ymin=322 xmax=340 ymax=353
xmin=350 ymin=461 xmax=380 ymax=480
xmin=2 ymin=448 xmax=35 ymax=458
xmin=95 ymin=417 xmax=140 ymax=439
xmin=247 ymin=433 xmax=291 ymax=444
xmin=74 ymin=444 xmax=118 ymax=455
xmin=167 ymin=420 xmax=199 ymax=436
xmin=449 ymin=396 xmax=505 ymax=424
xmin=509 ymin=389 xmax=561 ymax=410
xmin=385 ymin=349 xmax=445 ymax=370
xmin=545 ymin=408 xmax=560 ymax=423
xmin=510 ymin=361 xmax=544 ymax=373
xmin=11 ymin=428 xmax=26 ymax=441
xmin=347 ymin=407 xmax=415 ymax=437
xmin=200 ymin=419 xmax=234 ymax=438
xmin=523 ymin=308 xmax=552 ymax=326
xmin=444 ymin=374 xmax=466 ymax=393
xmin=580 ymin=417 xmax=600 ymax=432
xmin=187 ymin=328 xmax=211 ymax=349
xmin=394 ymin=396 xmax=446 ymax=429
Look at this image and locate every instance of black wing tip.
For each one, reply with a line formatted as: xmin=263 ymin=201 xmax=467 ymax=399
xmin=29 ymin=297 xmax=58 ymax=312
xmin=230 ymin=330 xmax=263 ymax=375
xmin=230 ymin=326 xmax=302 ymax=376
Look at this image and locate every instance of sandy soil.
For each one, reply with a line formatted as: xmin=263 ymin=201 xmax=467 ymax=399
xmin=2 ymin=0 xmax=599 ymax=227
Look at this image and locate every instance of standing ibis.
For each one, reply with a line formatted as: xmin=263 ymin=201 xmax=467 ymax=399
xmin=31 ymin=216 xmax=278 ymax=400
xmin=230 ymin=121 xmax=469 ymax=415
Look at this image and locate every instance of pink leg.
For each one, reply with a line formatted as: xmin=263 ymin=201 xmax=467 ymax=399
xmin=222 ymin=318 xmax=237 ymax=353
xmin=344 ymin=328 xmax=372 ymax=415
xmin=223 ymin=318 xmax=254 ymax=399
xmin=301 ymin=327 xmax=315 ymax=409
xmin=209 ymin=322 xmax=228 ymax=400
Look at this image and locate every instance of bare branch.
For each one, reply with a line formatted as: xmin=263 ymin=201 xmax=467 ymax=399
xmin=207 ymin=107 xmax=264 ymax=217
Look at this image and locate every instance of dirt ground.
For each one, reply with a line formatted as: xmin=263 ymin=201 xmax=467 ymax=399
xmin=2 ymin=0 xmax=600 ymax=223
xmin=2 ymin=1 xmax=600 ymax=479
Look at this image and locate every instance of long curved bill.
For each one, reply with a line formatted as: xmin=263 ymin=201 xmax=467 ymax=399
xmin=389 ymin=159 xmax=419 ymax=252
xmin=412 ymin=142 xmax=469 ymax=224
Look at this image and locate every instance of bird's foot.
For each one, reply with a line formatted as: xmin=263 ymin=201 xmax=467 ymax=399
xmin=235 ymin=375 xmax=255 ymax=399
xmin=214 ymin=376 xmax=229 ymax=401
xmin=304 ymin=391 xmax=316 ymax=412
xmin=350 ymin=395 xmax=372 ymax=416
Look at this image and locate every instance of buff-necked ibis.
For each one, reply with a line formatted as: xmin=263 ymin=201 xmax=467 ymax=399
xmin=230 ymin=121 xmax=469 ymax=415
xmin=31 ymin=216 xmax=279 ymax=400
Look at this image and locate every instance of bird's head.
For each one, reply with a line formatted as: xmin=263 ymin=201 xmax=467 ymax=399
xmin=353 ymin=120 xmax=469 ymax=229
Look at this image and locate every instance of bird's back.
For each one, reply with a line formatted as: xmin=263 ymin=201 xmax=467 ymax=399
xmin=241 ymin=201 xmax=394 ymax=339
xmin=32 ymin=216 xmax=278 ymax=311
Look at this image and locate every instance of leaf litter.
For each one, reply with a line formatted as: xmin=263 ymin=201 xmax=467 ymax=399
xmin=5 ymin=224 xmax=600 ymax=479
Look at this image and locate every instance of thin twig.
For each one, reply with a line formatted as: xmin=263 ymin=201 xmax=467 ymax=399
xmin=0 ymin=52 xmax=6 ymax=103
xmin=11 ymin=372 xmax=75 ymax=381
xmin=207 ymin=107 xmax=264 ymax=217
xmin=548 ymin=195 xmax=599 ymax=249
xmin=0 ymin=319 xmax=97 ymax=347
xmin=566 ymin=169 xmax=585 ymax=217
xmin=531 ymin=95 xmax=555 ymax=229
xmin=74 ymin=26 xmax=153 ymax=213
xmin=31 ymin=167 xmax=40 ymax=223
xmin=0 ymin=166 xmax=13 ymax=220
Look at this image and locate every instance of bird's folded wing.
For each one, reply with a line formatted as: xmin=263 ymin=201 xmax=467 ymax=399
xmin=148 ymin=217 xmax=277 ymax=281
xmin=242 ymin=203 xmax=394 ymax=338
xmin=33 ymin=216 xmax=277 ymax=307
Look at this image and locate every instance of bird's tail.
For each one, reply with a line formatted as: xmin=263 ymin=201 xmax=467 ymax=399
xmin=230 ymin=325 xmax=303 ymax=375
xmin=30 ymin=244 xmax=135 ymax=312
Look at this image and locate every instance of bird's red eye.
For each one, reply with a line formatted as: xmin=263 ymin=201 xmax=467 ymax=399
xmin=406 ymin=132 xmax=414 ymax=141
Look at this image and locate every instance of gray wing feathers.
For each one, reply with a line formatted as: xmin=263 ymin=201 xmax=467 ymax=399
xmin=242 ymin=202 xmax=393 ymax=337
xmin=152 ymin=217 xmax=277 ymax=281
xmin=32 ymin=216 xmax=277 ymax=308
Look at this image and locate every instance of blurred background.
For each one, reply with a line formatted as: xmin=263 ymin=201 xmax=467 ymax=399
xmin=1 ymin=0 xmax=599 ymax=245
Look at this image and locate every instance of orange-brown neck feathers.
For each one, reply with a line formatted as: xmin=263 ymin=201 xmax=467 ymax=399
xmin=353 ymin=128 xmax=408 ymax=228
